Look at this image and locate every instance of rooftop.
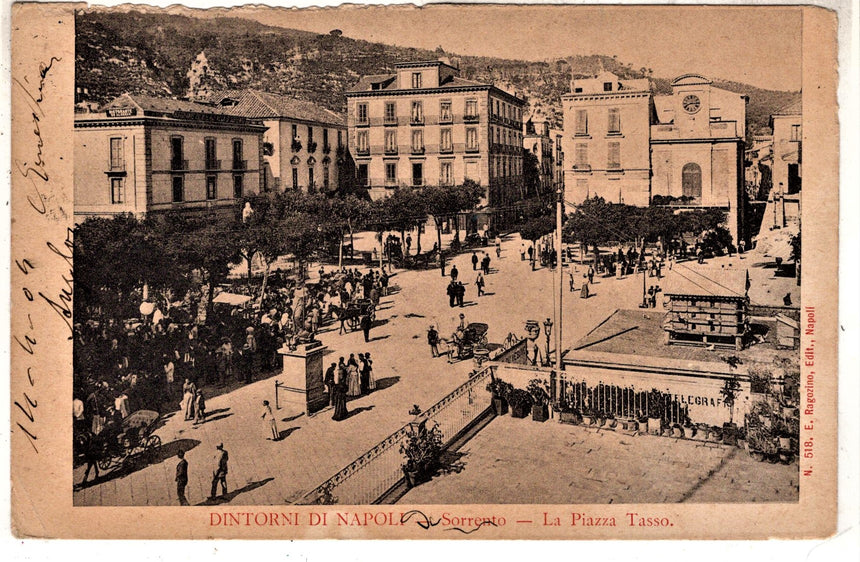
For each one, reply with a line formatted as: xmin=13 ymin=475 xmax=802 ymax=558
xmin=205 ymin=89 xmax=345 ymax=126
xmin=347 ymin=73 xmax=493 ymax=94
xmin=568 ymin=308 xmax=784 ymax=367
xmin=662 ymin=268 xmax=749 ymax=299
xmin=99 ymin=93 xmax=244 ymax=117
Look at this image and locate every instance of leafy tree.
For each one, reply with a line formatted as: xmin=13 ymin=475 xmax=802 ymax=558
xmin=563 ymin=196 xmax=619 ymax=264
xmin=522 ymin=149 xmax=542 ymax=202
xmin=519 ymin=215 xmax=555 ymax=270
xmin=326 ymin=194 xmax=373 ymax=268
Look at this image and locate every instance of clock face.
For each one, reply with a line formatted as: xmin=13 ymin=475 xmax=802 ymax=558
xmin=683 ymin=94 xmax=701 ymax=114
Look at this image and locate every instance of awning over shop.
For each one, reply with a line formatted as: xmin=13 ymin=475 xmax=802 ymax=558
xmin=212 ymin=292 xmax=252 ymax=306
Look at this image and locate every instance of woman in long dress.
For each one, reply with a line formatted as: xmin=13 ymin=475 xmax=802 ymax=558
xmin=346 ymin=355 xmax=361 ymax=397
xmin=363 ymin=353 xmax=376 ymax=391
xmin=261 ymin=400 xmax=278 ymax=440
xmin=331 ymin=368 xmax=349 ymax=421
xmin=181 ymin=379 xmax=195 ymax=420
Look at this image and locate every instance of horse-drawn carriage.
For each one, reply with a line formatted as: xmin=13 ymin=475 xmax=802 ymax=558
xmin=76 ymin=410 xmax=162 ymax=472
xmin=331 ymin=298 xmax=376 ymax=332
xmin=447 ymin=322 xmax=489 ymax=362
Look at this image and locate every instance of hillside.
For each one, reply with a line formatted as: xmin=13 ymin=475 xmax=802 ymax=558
xmin=76 ymin=10 xmax=796 ymax=134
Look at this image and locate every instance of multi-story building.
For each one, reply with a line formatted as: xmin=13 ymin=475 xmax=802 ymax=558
xmin=562 ymin=72 xmax=748 ymax=243
xmin=74 ymin=94 xmax=265 ymax=220
xmin=523 ymin=116 xmax=554 ymax=200
xmin=346 ymin=60 xmax=526 ymax=230
xmin=206 ymin=90 xmax=347 ymax=194
xmin=765 ymin=98 xmax=802 ymax=229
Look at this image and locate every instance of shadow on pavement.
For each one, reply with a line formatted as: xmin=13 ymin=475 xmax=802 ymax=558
xmin=371 ymin=376 xmax=400 ymax=392
xmin=342 ymin=405 xmax=375 ymax=420
xmin=277 ymin=426 xmax=301 ymax=440
xmin=197 ymin=477 xmax=275 ymax=506
xmin=74 ymin=438 xmax=201 ymax=491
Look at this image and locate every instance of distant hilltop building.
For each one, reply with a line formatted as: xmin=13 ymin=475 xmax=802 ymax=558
xmin=74 ymin=93 xmax=265 ymax=220
xmin=562 ymin=71 xmax=748 ymax=243
xmin=346 ymin=59 xmax=526 ymax=232
xmin=765 ymin=98 xmax=802 ymax=229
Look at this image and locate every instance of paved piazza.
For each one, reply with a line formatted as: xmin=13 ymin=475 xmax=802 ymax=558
xmin=74 ymin=231 xmax=796 ymax=506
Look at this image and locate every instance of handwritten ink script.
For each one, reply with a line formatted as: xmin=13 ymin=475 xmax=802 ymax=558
xmin=12 ymin=55 xmax=72 ymax=456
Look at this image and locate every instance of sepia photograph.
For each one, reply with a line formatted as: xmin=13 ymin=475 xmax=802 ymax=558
xmin=10 ymin=1 xmax=844 ymax=541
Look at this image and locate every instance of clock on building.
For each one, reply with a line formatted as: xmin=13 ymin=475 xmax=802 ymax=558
xmin=682 ymin=94 xmax=701 ymax=114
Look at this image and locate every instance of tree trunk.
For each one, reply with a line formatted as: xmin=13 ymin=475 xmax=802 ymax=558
xmin=259 ymin=261 xmax=271 ymax=307
xmin=247 ymin=254 xmax=253 ymax=283
xmin=338 ymin=229 xmax=344 ymax=270
xmin=435 ymin=217 xmax=444 ymax=274
xmin=349 ymin=225 xmax=355 ymax=260
xmin=416 ymin=222 xmax=422 ymax=255
xmin=379 ymin=230 xmax=385 ymax=271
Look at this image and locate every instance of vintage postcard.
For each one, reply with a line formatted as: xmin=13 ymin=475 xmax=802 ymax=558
xmin=10 ymin=2 xmax=841 ymax=540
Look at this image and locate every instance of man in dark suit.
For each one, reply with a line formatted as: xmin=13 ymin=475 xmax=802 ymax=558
xmin=324 ymin=362 xmax=337 ymax=406
xmin=209 ymin=443 xmax=229 ymax=500
xmin=176 ymin=449 xmax=189 ymax=506
xmin=360 ymin=313 xmax=372 ymax=342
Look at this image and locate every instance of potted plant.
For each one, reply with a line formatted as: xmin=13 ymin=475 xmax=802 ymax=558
xmin=400 ymin=420 xmax=444 ymax=488
xmin=646 ymin=389 xmax=665 ymax=435
xmin=720 ymin=376 xmax=742 ymax=446
xmin=486 ymin=377 xmax=513 ymax=416
xmin=291 ymin=138 xmax=303 ymax=153
xmin=508 ymin=389 xmax=533 ymax=419
xmin=527 ymin=378 xmax=550 ymax=422
xmin=581 ymin=403 xmax=596 ymax=426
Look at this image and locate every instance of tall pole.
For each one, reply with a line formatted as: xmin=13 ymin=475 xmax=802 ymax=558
xmin=555 ymin=184 xmax=564 ymax=371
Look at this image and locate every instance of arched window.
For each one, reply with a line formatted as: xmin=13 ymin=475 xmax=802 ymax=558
xmin=682 ymin=162 xmax=702 ymax=200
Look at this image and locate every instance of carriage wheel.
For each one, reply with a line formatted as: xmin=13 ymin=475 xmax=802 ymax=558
xmin=145 ymin=434 xmax=162 ymax=452
xmin=479 ymin=334 xmax=488 ymax=347
xmin=347 ymin=316 xmax=360 ymax=330
xmin=97 ymin=457 xmax=114 ymax=471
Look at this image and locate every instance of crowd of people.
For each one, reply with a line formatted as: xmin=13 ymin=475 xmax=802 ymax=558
xmin=73 ymin=266 xmax=392 ymax=450
xmin=325 ymin=352 xmax=376 ymax=421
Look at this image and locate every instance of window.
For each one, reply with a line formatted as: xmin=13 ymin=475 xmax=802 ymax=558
xmin=607 ymin=142 xmax=621 ymax=169
xmin=172 ymin=176 xmax=183 ymax=202
xmin=292 ymin=124 xmax=298 ymax=139
xmin=412 ymin=72 xmax=422 ymax=88
xmin=576 ymin=178 xmax=588 ymax=196
xmin=308 ymin=168 xmax=315 ymax=192
xmin=412 ymin=162 xmax=423 ymax=186
xmin=357 ymin=164 xmax=369 ymax=186
xmin=411 ymin=101 xmax=423 ymax=124
xmin=233 ymin=174 xmax=243 ymax=198
xmin=384 ymin=130 xmax=398 ymax=154
xmin=307 ymin=126 xmax=314 ymax=144
xmin=384 ymin=102 xmax=396 ymax=124
xmin=411 ymin=129 xmax=424 ymax=153
xmin=608 ymin=108 xmax=621 ymax=134
xmin=323 ymin=166 xmax=330 ymax=190
xmin=682 ymin=163 xmax=702 ymax=199
xmin=206 ymin=176 xmax=217 ymax=200
xmin=440 ymin=128 xmax=452 ymax=152
xmin=292 ymin=168 xmax=299 ymax=190
xmin=356 ymin=131 xmax=369 ymax=154
xmin=574 ymin=87 xmax=583 ymax=93
xmin=170 ymin=137 xmax=184 ymax=170
xmin=465 ymin=99 xmax=478 ymax=120
xmin=791 ymin=124 xmax=802 ymax=141
xmin=385 ymin=162 xmax=397 ymax=184
xmin=466 ymin=127 xmax=478 ymax=151
xmin=110 ymin=177 xmax=124 ymax=204
xmin=232 ymin=139 xmax=244 ymax=169
xmin=575 ymin=143 xmax=588 ymax=168
xmin=357 ymin=103 xmax=368 ymax=124
xmin=440 ymin=161 xmax=452 ymax=186
xmin=109 ymin=137 xmax=124 ymax=170
xmin=495 ymin=100 xmax=500 ymax=115
xmin=323 ymin=129 xmax=329 ymax=149
xmin=575 ymin=110 xmax=588 ymax=135
xmin=495 ymin=128 xmax=501 ymax=145
xmin=205 ymin=138 xmax=217 ymax=169
xmin=337 ymin=130 xmax=342 ymax=149
xmin=440 ymin=101 xmax=452 ymax=123
xmin=603 ymin=82 xmax=613 ymax=92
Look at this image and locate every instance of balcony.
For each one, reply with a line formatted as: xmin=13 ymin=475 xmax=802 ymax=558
xmin=232 ymin=159 xmax=247 ymax=171
xmin=170 ymin=159 xmax=188 ymax=171
xmin=410 ymin=117 xmax=424 ymax=126
xmin=440 ymin=146 xmax=453 ymax=154
xmin=355 ymin=118 xmax=369 ymax=128
xmin=465 ymin=145 xmax=480 ymax=153
xmin=411 ymin=147 xmax=425 ymax=155
xmin=205 ymin=159 xmax=221 ymax=171
xmin=106 ymin=160 xmax=126 ymax=174
xmin=384 ymin=117 xmax=399 ymax=126
xmin=439 ymin=114 xmax=453 ymax=125
xmin=356 ymin=147 xmax=370 ymax=157
xmin=573 ymin=164 xmax=592 ymax=172
xmin=412 ymin=178 xmax=424 ymax=187
xmin=464 ymin=114 xmax=479 ymax=123
xmin=384 ymin=146 xmax=399 ymax=156
xmin=307 ymin=141 xmax=318 ymax=153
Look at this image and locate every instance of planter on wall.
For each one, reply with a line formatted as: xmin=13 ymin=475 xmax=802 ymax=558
xmin=492 ymin=397 xmax=508 ymax=416
xmin=647 ymin=417 xmax=663 ymax=435
xmin=531 ymin=404 xmax=549 ymax=422
xmin=559 ymin=411 xmax=580 ymax=425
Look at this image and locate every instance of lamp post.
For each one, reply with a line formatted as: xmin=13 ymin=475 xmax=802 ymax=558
xmin=543 ymin=317 xmax=553 ymax=367
xmin=554 ymin=184 xmax=564 ymax=371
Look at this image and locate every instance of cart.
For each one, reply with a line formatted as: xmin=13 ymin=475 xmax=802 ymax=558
xmin=94 ymin=410 xmax=162 ymax=471
xmin=447 ymin=322 xmax=489 ymax=362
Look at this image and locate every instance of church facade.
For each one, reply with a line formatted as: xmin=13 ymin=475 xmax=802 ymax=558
xmin=562 ymin=72 xmax=748 ymax=243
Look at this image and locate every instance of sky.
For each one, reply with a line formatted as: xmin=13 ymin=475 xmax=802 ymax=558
xmin=100 ymin=3 xmax=803 ymax=92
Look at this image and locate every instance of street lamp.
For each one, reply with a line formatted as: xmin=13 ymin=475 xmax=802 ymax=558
xmin=543 ymin=317 xmax=553 ymax=367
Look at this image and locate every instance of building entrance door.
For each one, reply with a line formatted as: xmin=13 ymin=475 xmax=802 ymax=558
xmin=787 ymin=163 xmax=801 ymax=194
xmin=682 ymin=163 xmax=702 ymax=200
